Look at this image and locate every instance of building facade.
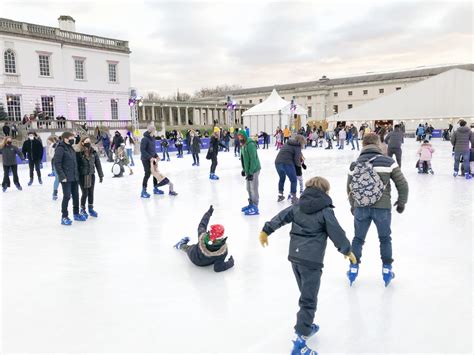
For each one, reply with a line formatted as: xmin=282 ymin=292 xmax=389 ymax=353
xmin=0 ymin=16 xmax=131 ymax=122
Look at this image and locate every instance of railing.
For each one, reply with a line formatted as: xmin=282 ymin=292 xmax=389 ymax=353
xmin=0 ymin=18 xmax=130 ymax=53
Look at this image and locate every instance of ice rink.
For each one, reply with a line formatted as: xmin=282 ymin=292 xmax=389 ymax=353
xmin=2 ymin=139 xmax=472 ymax=354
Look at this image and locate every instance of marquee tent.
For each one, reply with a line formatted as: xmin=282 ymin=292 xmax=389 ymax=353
xmin=326 ymin=68 xmax=474 ymax=131
xmin=242 ymin=89 xmax=307 ymax=136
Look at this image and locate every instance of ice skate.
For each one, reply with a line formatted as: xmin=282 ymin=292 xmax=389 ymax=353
xmin=210 ymin=173 xmax=219 ymax=180
xmin=169 ymin=191 xmax=178 ymax=196
xmin=382 ymin=264 xmax=395 ymax=287
xmin=291 ymin=333 xmax=318 ymax=355
xmin=174 ymin=236 xmax=190 ymax=250
xmin=347 ymin=263 xmax=359 ymax=286
xmin=291 ymin=194 xmax=299 ymax=205
xmin=192 ymin=162 xmax=196 ymax=166
xmin=88 ymin=207 xmax=98 ymax=218
xmin=61 ymin=217 xmax=72 ymax=226
xmin=244 ymin=205 xmax=259 ymax=216
xmin=80 ymin=208 xmax=89 ymax=219
xmin=453 ymin=171 xmax=458 ymax=177
xmin=2 ymin=186 xmax=6 ymax=192
xmin=465 ymin=173 xmax=472 ymax=180
xmin=15 ymin=183 xmax=22 ymax=191
xmin=38 ymin=177 xmax=43 ymax=184
xmin=308 ymin=324 xmax=320 ymax=338
xmin=52 ymin=190 xmax=58 ymax=200
xmin=428 ymin=168 xmax=434 ymax=175
xmin=241 ymin=205 xmax=251 ymax=212
xmin=153 ymin=187 xmax=165 ymax=195
xmin=48 ymin=171 xmax=55 ymax=177
xmin=28 ymin=179 xmax=33 ymax=186
xmin=141 ymin=189 xmax=151 ymax=198
xmin=277 ymin=193 xmax=285 ymax=202
xmin=73 ymin=214 xmax=87 ymax=222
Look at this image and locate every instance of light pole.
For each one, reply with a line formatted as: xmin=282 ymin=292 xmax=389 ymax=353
xmin=290 ymin=96 xmax=297 ymax=132
xmin=128 ymin=88 xmax=143 ymax=135
xmin=226 ymin=96 xmax=237 ymax=128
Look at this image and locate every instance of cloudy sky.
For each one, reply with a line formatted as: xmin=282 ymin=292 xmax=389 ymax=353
xmin=3 ymin=0 xmax=473 ymax=95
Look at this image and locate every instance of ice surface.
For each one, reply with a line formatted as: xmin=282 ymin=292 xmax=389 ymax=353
xmin=1 ymin=139 xmax=472 ymax=354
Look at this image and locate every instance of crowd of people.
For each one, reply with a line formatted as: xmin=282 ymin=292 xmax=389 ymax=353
xmin=1 ymin=118 xmax=473 ymax=354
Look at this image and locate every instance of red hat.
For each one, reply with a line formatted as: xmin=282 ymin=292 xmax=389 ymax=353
xmin=209 ymin=224 xmax=225 ymax=244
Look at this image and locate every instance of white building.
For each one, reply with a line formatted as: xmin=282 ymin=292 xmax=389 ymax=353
xmin=0 ymin=16 xmax=131 ymax=122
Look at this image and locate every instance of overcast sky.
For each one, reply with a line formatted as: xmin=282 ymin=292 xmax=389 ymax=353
xmin=3 ymin=0 xmax=473 ymax=95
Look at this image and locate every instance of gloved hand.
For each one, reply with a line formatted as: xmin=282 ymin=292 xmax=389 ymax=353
xmin=99 ymin=177 xmax=103 ymax=183
xmin=301 ymin=162 xmax=307 ymax=170
xmin=345 ymin=252 xmax=357 ymax=264
xmin=226 ymin=255 xmax=234 ymax=268
xmin=61 ymin=178 xmax=67 ymax=183
xmin=209 ymin=205 xmax=214 ymax=214
xmin=241 ymin=170 xmax=246 ymax=177
xmin=259 ymin=231 xmax=268 ymax=247
xmin=394 ymin=201 xmax=405 ymax=214
xmin=246 ymin=174 xmax=253 ymax=181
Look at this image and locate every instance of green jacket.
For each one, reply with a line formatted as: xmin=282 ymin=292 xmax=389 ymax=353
xmin=238 ymin=130 xmax=261 ymax=175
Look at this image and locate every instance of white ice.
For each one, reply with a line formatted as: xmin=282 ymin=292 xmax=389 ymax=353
xmin=1 ymin=139 xmax=472 ymax=354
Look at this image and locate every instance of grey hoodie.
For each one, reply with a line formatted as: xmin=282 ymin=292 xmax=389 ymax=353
xmin=451 ymin=126 xmax=472 ymax=152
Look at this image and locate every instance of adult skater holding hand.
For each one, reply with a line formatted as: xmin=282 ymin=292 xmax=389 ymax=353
xmin=140 ymin=124 xmax=160 ymax=198
xmin=207 ymin=127 xmax=227 ymax=180
xmin=238 ymin=129 xmax=261 ymax=216
xmin=259 ymin=176 xmax=356 ymax=355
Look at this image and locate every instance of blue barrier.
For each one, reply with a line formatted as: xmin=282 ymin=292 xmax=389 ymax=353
xmin=154 ymin=137 xmax=265 ymax=152
xmin=432 ymin=129 xmax=442 ymax=138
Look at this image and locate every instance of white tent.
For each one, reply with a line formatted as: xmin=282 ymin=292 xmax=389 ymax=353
xmin=242 ymin=89 xmax=307 ymax=136
xmin=326 ymin=68 xmax=474 ymax=131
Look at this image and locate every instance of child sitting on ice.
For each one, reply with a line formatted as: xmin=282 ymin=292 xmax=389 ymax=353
xmin=150 ymin=156 xmax=178 ymax=195
xmin=259 ymin=176 xmax=356 ymax=354
xmin=417 ymin=140 xmax=435 ymax=174
xmin=173 ymin=205 xmax=234 ymax=272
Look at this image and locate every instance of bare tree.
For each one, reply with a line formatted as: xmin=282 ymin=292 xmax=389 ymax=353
xmin=193 ymin=84 xmax=242 ymax=98
xmin=146 ymin=91 xmax=162 ymax=100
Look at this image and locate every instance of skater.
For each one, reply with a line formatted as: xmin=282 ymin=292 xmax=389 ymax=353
xmin=324 ymin=129 xmax=333 ymax=149
xmin=417 ymin=140 xmax=435 ymax=174
xmin=259 ymin=131 xmax=269 ymax=149
xmin=160 ymin=136 xmax=170 ymax=161
xmin=114 ymin=143 xmax=133 ymax=177
xmin=47 ymin=136 xmax=59 ymax=176
xmin=350 ymin=124 xmax=359 ymax=151
xmin=11 ymin=123 xmax=18 ymax=139
xmin=223 ymin=130 xmax=231 ymax=152
xmin=259 ymin=176 xmax=356 ymax=355
xmin=1 ymin=136 xmax=24 ymax=192
xmin=111 ymin=131 xmax=124 ymax=156
xmin=384 ymin=124 xmax=404 ymax=167
xmin=124 ymin=132 xmax=135 ymax=166
xmin=50 ymin=137 xmax=60 ymax=200
xmin=337 ymin=127 xmax=346 ymax=149
xmin=274 ymin=128 xmax=283 ymax=150
xmin=283 ymin=125 xmax=291 ymax=143
xmin=275 ymin=135 xmax=305 ymax=204
xmin=451 ymin=119 xmax=473 ymax=179
xmin=207 ymin=127 xmax=226 ymax=180
xmin=22 ymin=131 xmax=44 ymax=186
xmin=175 ymin=134 xmax=184 ymax=158
xmin=185 ymin=129 xmax=192 ymax=154
xmin=295 ymin=156 xmax=307 ymax=197
xmin=140 ymin=125 xmax=160 ymax=198
xmin=173 ymin=205 xmax=234 ymax=272
xmin=54 ymin=132 xmax=84 ymax=225
xmin=150 ymin=156 xmax=178 ymax=196
xmin=346 ymin=133 xmax=409 ymax=287
xmin=2 ymin=122 xmax=10 ymax=136
xmin=415 ymin=124 xmax=425 ymax=142
xmin=190 ymin=130 xmax=202 ymax=166
xmin=76 ymin=137 xmax=104 ymax=218
xmin=238 ymin=130 xmax=261 ymax=215
xmin=233 ymin=131 xmax=241 ymax=157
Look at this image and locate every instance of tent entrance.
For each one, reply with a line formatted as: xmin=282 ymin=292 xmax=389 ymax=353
xmin=375 ymin=120 xmax=393 ymax=127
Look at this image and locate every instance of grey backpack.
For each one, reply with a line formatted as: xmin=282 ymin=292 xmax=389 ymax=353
xmin=350 ymin=156 xmax=385 ymax=207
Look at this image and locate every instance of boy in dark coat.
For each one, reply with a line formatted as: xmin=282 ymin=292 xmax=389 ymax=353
xmin=22 ymin=131 xmax=44 ymax=185
xmin=1 ymin=136 xmax=24 ymax=192
xmin=173 ymin=205 xmax=234 ymax=273
xmin=259 ymin=177 xmax=356 ymax=354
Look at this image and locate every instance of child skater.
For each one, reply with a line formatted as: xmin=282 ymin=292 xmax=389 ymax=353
xmin=417 ymin=140 xmax=435 ymax=174
xmin=289 ymin=155 xmax=307 ymax=200
xmin=173 ymin=205 xmax=234 ymax=272
xmin=259 ymin=176 xmax=356 ymax=354
xmin=150 ymin=156 xmax=178 ymax=195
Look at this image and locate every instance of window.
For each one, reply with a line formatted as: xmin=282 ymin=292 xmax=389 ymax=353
xmin=75 ymin=59 xmax=85 ymax=80
xmin=348 ymin=91 xmax=353 ymax=96
xmin=333 ymin=105 xmax=338 ymax=114
xmin=108 ymin=63 xmax=117 ymax=82
xmin=333 ymin=92 xmax=338 ymax=97
xmin=4 ymin=49 xmax=16 ymax=74
xmin=41 ymin=96 xmax=54 ymax=118
xmin=249 ymin=99 xmax=252 ymax=104
xmin=379 ymin=88 xmax=384 ymax=94
xmin=307 ymin=106 xmax=312 ymax=117
xmin=396 ymin=87 xmax=401 ymax=91
xmin=111 ymin=99 xmax=118 ymax=120
xmin=6 ymin=95 xmax=21 ymax=120
xmin=363 ymin=90 xmax=368 ymax=95
xmin=259 ymin=98 xmax=263 ymax=103
xmin=39 ymin=55 xmax=51 ymax=76
xmin=307 ymin=96 xmax=312 ymax=100
xmin=348 ymin=104 xmax=353 ymax=109
xmin=78 ymin=98 xmax=86 ymax=120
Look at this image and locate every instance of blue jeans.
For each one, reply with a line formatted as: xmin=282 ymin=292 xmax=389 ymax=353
xmin=352 ymin=207 xmax=393 ymax=265
xmin=275 ymin=163 xmax=297 ymax=194
xmin=126 ymin=148 xmax=134 ymax=166
xmin=454 ymin=151 xmax=470 ymax=173
xmin=351 ymin=137 xmax=359 ymax=150
xmin=53 ymin=166 xmax=60 ymax=191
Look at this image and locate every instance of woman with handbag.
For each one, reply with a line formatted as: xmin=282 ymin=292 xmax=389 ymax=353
xmin=207 ymin=127 xmax=226 ymax=180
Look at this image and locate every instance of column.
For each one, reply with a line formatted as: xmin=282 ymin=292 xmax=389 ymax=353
xmin=177 ymin=106 xmax=181 ymax=126
xmin=141 ymin=105 xmax=146 ymax=121
xmin=169 ymin=106 xmax=172 ymax=126
xmin=151 ymin=105 xmax=155 ymax=123
xmin=185 ymin=107 xmax=189 ymax=125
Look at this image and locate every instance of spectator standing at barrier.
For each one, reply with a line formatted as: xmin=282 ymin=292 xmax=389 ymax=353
xmin=2 ymin=122 xmax=10 ymax=136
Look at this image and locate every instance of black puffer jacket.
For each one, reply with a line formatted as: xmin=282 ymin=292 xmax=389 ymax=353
xmin=263 ymin=187 xmax=351 ymax=269
xmin=76 ymin=148 xmax=104 ymax=178
xmin=53 ymin=141 xmax=79 ymax=182
xmin=275 ymin=138 xmax=302 ymax=167
xmin=22 ymin=138 xmax=44 ymax=161
xmin=140 ymin=131 xmax=157 ymax=161
xmin=208 ymin=135 xmax=226 ymax=159
xmin=186 ymin=208 xmax=234 ymax=272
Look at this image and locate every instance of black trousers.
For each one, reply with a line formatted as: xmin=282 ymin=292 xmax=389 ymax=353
xmin=61 ymin=181 xmax=79 ymax=218
xmin=142 ymin=159 xmax=158 ymax=189
xmin=79 ymin=175 xmax=95 ymax=208
xmin=210 ymin=156 xmax=218 ymax=174
xmin=177 ymin=146 xmax=183 ymax=155
xmin=2 ymin=165 xmax=19 ymax=188
xmin=192 ymin=153 xmax=200 ymax=164
xmin=292 ymin=263 xmax=322 ymax=337
xmin=387 ymin=148 xmax=402 ymax=167
xmin=28 ymin=159 xmax=42 ymax=179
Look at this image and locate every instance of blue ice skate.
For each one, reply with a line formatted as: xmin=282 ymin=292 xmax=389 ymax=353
xmin=209 ymin=173 xmax=219 ymax=180
xmin=48 ymin=171 xmax=56 ymax=177
xmin=244 ymin=205 xmax=259 ymax=216
xmin=241 ymin=205 xmax=251 ymax=212
xmin=2 ymin=186 xmax=7 ymax=192
xmin=141 ymin=189 xmax=151 ymax=198
xmin=465 ymin=173 xmax=472 ymax=180
xmin=347 ymin=263 xmax=359 ymax=286
xmin=61 ymin=217 xmax=72 ymax=226
xmin=80 ymin=208 xmax=89 ymax=220
xmin=153 ymin=187 xmax=165 ymax=195
xmin=28 ymin=179 xmax=33 ymax=186
xmin=291 ymin=333 xmax=318 ymax=355
xmin=174 ymin=237 xmax=190 ymax=250
xmin=169 ymin=191 xmax=178 ymax=196
xmin=382 ymin=264 xmax=395 ymax=287
xmin=73 ymin=213 xmax=87 ymax=222
xmin=38 ymin=177 xmax=43 ymax=184
xmin=88 ymin=207 xmax=98 ymax=218
xmin=15 ymin=183 xmax=22 ymax=191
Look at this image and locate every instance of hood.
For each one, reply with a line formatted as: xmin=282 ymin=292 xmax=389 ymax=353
xmin=143 ymin=131 xmax=154 ymax=139
xmin=360 ymin=144 xmax=383 ymax=155
xmin=237 ymin=129 xmax=248 ymax=142
xmin=287 ymin=138 xmax=300 ymax=146
xmin=299 ymin=187 xmax=333 ymax=214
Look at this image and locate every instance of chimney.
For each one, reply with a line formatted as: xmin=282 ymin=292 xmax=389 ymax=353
xmin=58 ymin=15 xmax=76 ymax=32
